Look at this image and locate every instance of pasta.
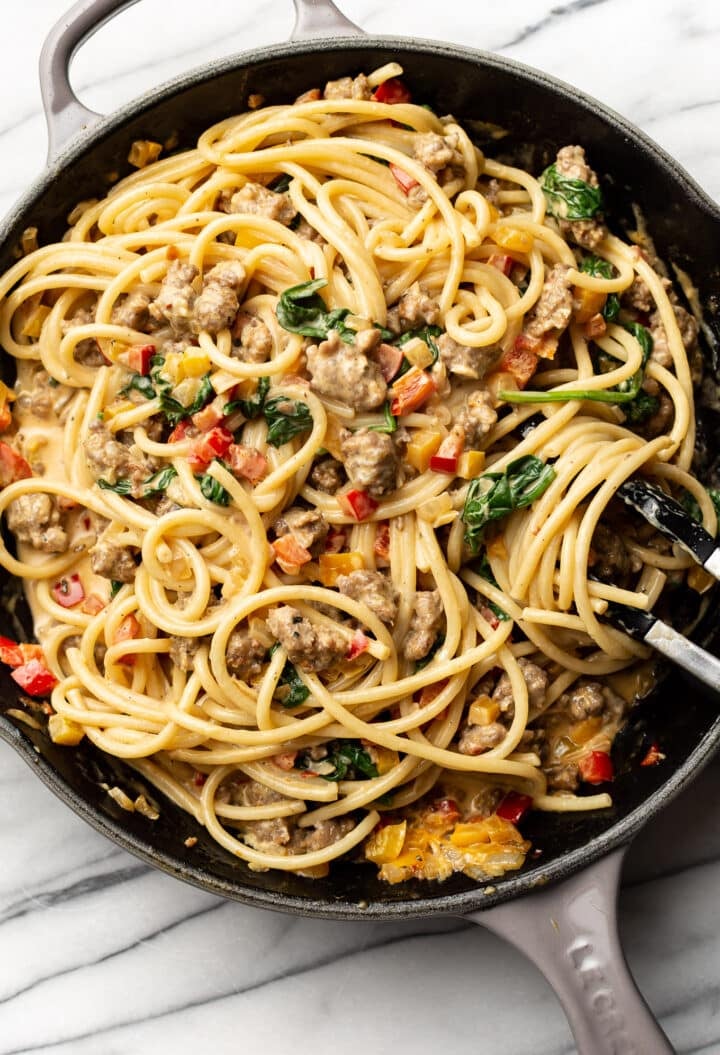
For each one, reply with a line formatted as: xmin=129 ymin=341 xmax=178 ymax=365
xmin=0 ymin=64 xmax=715 ymax=883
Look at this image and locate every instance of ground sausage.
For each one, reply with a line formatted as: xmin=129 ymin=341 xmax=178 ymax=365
xmin=323 ymin=74 xmax=372 ymax=100
xmin=438 ymin=334 xmax=500 ymax=381
xmin=336 ymin=569 xmax=400 ymax=626
xmin=273 ymin=506 xmax=328 ymax=555
xmin=226 ymin=630 xmax=267 ymax=681
xmin=290 ymin=817 xmax=355 ymax=853
xmin=455 ymin=390 xmax=498 ymax=448
xmin=589 ymin=523 xmax=635 ymax=583
xmin=84 ymin=420 xmax=152 ymax=496
xmin=267 ymin=605 xmax=348 ymax=673
xmin=458 ymin=721 xmax=506 ymax=755
xmin=546 ymin=762 xmax=580 ymax=792
xmin=413 ymin=131 xmax=463 ymax=175
xmin=6 ymin=493 xmax=68 ymax=553
xmin=306 ymin=330 xmax=387 ymax=411
xmin=192 ymin=261 xmax=246 ymax=336
xmin=649 ymin=302 xmax=698 ymax=369
xmin=340 ymin=427 xmax=398 ymax=497
xmin=111 ymin=290 xmax=151 ymax=331
xmin=391 ymin=282 xmax=441 ymax=330
xmin=62 ymin=306 xmax=105 ymax=367
xmin=566 ymin=681 xmax=605 ymax=721
xmin=242 ymin=818 xmax=293 ymax=851
xmin=149 ymin=261 xmax=199 ymax=334
xmin=90 ymin=534 xmax=137 ymax=582
xmin=168 ymin=636 xmax=200 ymax=672
xmin=622 ymin=276 xmax=654 ymax=314
xmin=309 ymin=457 xmax=345 ymax=494
xmin=525 ymin=264 xmax=573 ymax=339
xmin=493 ymin=658 xmax=548 ymax=719
xmin=554 ymin=145 xmax=608 ymax=250
xmin=232 ymin=312 xmax=273 ymax=362
xmin=402 ymin=590 xmax=443 ymax=662
xmin=228 ymin=182 xmax=297 ymax=226
xmin=643 ymin=392 xmax=675 ymax=439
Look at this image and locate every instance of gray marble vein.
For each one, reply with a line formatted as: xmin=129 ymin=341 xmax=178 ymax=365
xmin=0 ymin=2 xmax=719 ymax=1054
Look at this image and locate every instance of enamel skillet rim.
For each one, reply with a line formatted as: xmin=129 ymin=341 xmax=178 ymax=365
xmin=1 ymin=34 xmax=719 ymax=920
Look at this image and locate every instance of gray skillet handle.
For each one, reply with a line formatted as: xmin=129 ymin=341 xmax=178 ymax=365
xmin=40 ymin=0 xmax=141 ymax=165
xmin=40 ymin=0 xmax=364 ymax=166
xmin=292 ymin=0 xmax=365 ymax=39
xmin=466 ymin=847 xmax=675 ymax=1054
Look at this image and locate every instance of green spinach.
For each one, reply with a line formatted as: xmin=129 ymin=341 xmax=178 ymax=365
xmin=263 ymin=395 xmax=313 ymax=447
xmin=539 ymin=163 xmax=603 ymax=221
xmin=224 ymin=376 xmax=270 ymax=419
xmin=98 ymin=465 xmax=178 ymax=498
xmin=462 ymin=455 xmax=556 ymax=551
xmin=276 ymin=279 xmax=355 ymax=344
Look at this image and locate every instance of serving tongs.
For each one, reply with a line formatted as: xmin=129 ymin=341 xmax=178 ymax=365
xmin=604 ymin=479 xmax=720 ymax=691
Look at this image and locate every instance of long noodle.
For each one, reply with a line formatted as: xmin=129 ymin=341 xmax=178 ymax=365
xmin=0 ymin=65 xmax=714 ymax=884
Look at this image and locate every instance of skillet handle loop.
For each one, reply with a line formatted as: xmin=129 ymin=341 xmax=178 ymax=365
xmin=466 ymin=847 xmax=675 ymax=1054
xmin=40 ymin=0 xmax=140 ymax=165
xmin=291 ymin=0 xmax=365 ymax=39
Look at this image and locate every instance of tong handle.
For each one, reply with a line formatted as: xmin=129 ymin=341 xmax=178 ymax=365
xmin=618 ymin=479 xmax=719 ymax=575
xmin=608 ymin=603 xmax=720 ymax=696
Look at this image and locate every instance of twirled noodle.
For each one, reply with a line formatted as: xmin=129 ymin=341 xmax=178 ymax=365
xmin=0 ymin=64 xmax=714 ymax=885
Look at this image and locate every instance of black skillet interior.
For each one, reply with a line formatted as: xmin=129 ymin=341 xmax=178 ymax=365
xmin=1 ymin=39 xmax=720 ymax=920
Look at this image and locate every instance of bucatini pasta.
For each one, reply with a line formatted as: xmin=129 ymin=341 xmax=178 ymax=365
xmin=0 ymin=64 xmax=715 ymax=883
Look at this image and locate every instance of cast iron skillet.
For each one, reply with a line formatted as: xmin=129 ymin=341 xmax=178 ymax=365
xmin=2 ymin=1 xmax=720 ymax=1050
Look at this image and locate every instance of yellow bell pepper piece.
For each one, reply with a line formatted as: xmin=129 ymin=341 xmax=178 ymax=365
xmin=406 ymin=429 xmax=442 ymax=473
xmin=180 ymin=349 xmax=211 ymax=378
xmin=48 ymin=714 xmax=85 ymax=746
xmin=493 ymin=225 xmax=534 ymax=253
xmin=365 ymin=821 xmax=407 ymax=864
xmin=457 ymin=450 xmax=486 ymax=479
xmin=318 ymin=551 xmax=364 ymax=587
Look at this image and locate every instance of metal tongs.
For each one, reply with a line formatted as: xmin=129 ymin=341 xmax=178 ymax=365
xmin=605 ymin=479 xmax=720 ymax=691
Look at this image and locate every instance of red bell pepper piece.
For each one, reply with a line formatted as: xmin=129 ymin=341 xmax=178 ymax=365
xmin=112 ymin=613 xmax=142 ymax=666
xmin=272 ymin=535 xmax=312 ymax=574
xmin=324 ymin=527 xmax=348 ymax=555
xmin=373 ymin=78 xmax=412 ymax=104
xmin=52 ymin=574 xmax=85 ymax=609
xmin=227 ymin=443 xmax=268 ymax=485
xmin=338 ymin=488 xmax=379 ymax=522
xmin=488 ymin=253 xmax=514 ymax=276
xmin=0 ymin=637 xmax=44 ymax=668
xmin=496 ymin=792 xmax=533 ymax=824
xmin=82 ymin=594 xmax=106 ymax=615
xmin=389 ymin=366 xmax=436 ymax=416
xmin=426 ymin=797 xmax=461 ymax=828
xmin=167 ymin=419 xmax=195 ymax=444
xmin=497 ymin=341 xmax=540 ymax=389
xmin=373 ymin=521 xmax=390 ymax=563
xmin=390 ymin=164 xmax=419 ymax=195
xmin=273 ymin=751 xmax=298 ymax=771
xmin=429 ymin=430 xmax=464 ymax=474
xmin=578 ymin=750 xmax=614 ymax=785
xmin=188 ymin=426 xmax=234 ymax=471
xmin=127 ymin=343 xmax=155 ymax=376
xmin=0 ymin=442 xmax=32 ymax=487
xmin=640 ymin=741 xmax=665 ymax=767
xmin=347 ymin=629 xmax=370 ymax=660
xmin=191 ymin=398 xmax=226 ymax=432
xmin=10 ymin=658 xmax=57 ymax=696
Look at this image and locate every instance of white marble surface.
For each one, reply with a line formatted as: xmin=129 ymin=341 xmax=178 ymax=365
xmin=1 ymin=2 xmax=719 ymax=1053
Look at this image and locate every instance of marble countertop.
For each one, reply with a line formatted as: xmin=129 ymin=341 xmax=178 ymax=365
xmin=1 ymin=1 xmax=719 ymax=1052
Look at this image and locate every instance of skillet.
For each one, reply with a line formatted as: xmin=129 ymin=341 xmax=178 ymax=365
xmin=2 ymin=1 xmax=720 ymax=1050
